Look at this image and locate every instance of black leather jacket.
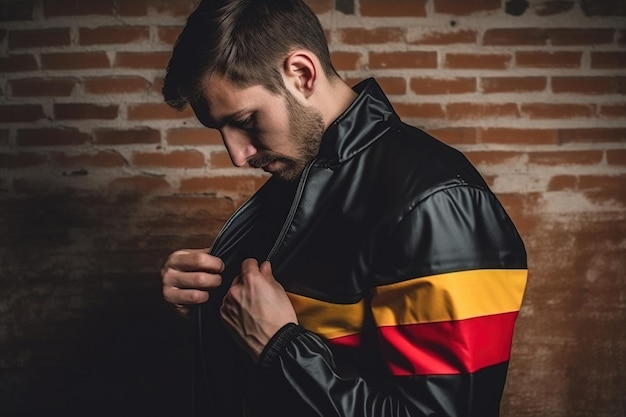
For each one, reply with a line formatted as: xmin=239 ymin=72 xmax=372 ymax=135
xmin=193 ymin=79 xmax=527 ymax=417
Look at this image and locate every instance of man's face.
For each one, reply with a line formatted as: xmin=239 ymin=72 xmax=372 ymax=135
xmin=194 ymin=74 xmax=325 ymax=181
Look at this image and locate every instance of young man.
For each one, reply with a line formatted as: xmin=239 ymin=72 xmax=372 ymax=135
xmin=161 ymin=1 xmax=528 ymax=416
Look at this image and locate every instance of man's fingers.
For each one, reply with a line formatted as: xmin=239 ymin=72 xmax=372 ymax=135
xmin=240 ymin=258 xmax=273 ymax=277
xmin=168 ymin=249 xmax=224 ymax=273
xmin=259 ymin=260 xmax=273 ymax=276
xmin=164 ymin=286 xmax=210 ymax=305
xmin=166 ymin=270 xmax=222 ymax=290
xmin=240 ymin=258 xmax=260 ymax=276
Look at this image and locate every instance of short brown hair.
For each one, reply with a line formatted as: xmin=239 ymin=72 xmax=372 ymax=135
xmin=163 ymin=0 xmax=338 ymax=111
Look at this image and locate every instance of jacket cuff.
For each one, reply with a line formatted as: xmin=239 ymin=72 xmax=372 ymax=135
xmin=258 ymin=323 xmax=304 ymax=368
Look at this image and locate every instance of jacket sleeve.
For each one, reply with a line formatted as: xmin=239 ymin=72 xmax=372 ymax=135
xmin=258 ymin=185 xmax=528 ymax=417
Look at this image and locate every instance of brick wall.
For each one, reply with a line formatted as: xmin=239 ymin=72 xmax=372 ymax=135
xmin=0 ymin=0 xmax=624 ymax=416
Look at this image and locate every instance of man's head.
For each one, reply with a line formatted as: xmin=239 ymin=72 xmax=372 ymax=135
xmin=163 ymin=0 xmax=342 ymax=181
xmin=163 ymin=0 xmax=338 ymax=111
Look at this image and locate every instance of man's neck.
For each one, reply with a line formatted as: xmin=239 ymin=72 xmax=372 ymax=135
xmin=317 ymin=78 xmax=359 ymax=129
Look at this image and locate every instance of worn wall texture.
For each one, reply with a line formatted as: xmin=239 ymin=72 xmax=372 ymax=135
xmin=0 ymin=0 xmax=624 ymax=416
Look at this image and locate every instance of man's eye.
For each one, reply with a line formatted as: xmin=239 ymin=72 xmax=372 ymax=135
xmin=232 ymin=116 xmax=253 ymax=129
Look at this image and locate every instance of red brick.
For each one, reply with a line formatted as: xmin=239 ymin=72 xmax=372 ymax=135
xmin=516 ymin=51 xmax=582 ymax=68
xmin=547 ymin=28 xmax=615 ymax=45
xmin=558 ymin=128 xmax=626 ymax=143
xmin=0 ymin=105 xmax=45 ymax=123
xmin=331 ymin=51 xmax=363 ymax=71
xmin=305 ymin=0 xmax=333 ymax=14
xmin=434 ymin=0 xmax=500 ymax=15
xmin=618 ymin=76 xmax=626 ymax=93
xmin=578 ymin=175 xmax=626 ymax=191
xmin=600 ymin=103 xmax=626 ymax=118
xmin=94 ymin=128 xmax=160 ymax=145
xmin=0 ymin=1 xmax=35 ymax=21
xmin=0 ymin=153 xmax=48 ymax=169
xmin=83 ymin=76 xmax=150 ymax=95
xmin=581 ymin=0 xmax=626 ymax=16
xmin=41 ymin=52 xmax=110 ymax=70
xmin=147 ymin=195 xmax=235 ymax=233
xmin=521 ymin=103 xmax=595 ymax=119
xmin=166 ymin=128 xmax=223 ymax=146
xmin=79 ymin=26 xmax=149 ymax=46
xmin=8 ymin=28 xmax=70 ymax=49
xmin=108 ymin=175 xmax=170 ymax=193
xmin=132 ymin=150 xmax=206 ymax=169
xmin=10 ymin=78 xmax=77 ymax=97
xmin=128 ymin=103 xmax=195 ymax=121
xmin=0 ymin=129 xmax=9 ymax=146
xmin=153 ymin=76 xmax=165 ymax=94
xmin=114 ymin=52 xmax=171 ymax=69
xmin=116 ymin=0 xmax=196 ymax=17
xmin=52 ymin=151 xmax=127 ymax=168
xmin=0 ymin=54 xmax=38 ymax=72
xmin=606 ymin=149 xmax=626 ymax=165
xmin=496 ymin=192 xmax=542 ymax=234
xmin=17 ymin=128 xmax=90 ymax=147
xmin=528 ymin=150 xmax=604 ymax=166
xmin=481 ymin=76 xmax=547 ymax=93
xmin=151 ymin=194 xmax=235 ymax=216
xmin=446 ymin=103 xmax=519 ymax=120
xmin=157 ymin=26 xmax=183 ymax=46
xmin=410 ymin=77 xmax=476 ymax=95
xmin=535 ymin=1 xmax=575 ymax=16
xmin=584 ymin=188 xmax=626 ymax=208
xmin=591 ymin=51 xmax=626 ymax=69
xmin=369 ymin=51 xmax=437 ymax=69
xmin=552 ymin=76 xmax=618 ymax=94
xmin=547 ymin=175 xmax=577 ymax=191
xmin=427 ymin=127 xmax=478 ymax=145
xmin=210 ymin=151 xmax=233 ymax=169
xmin=464 ymin=151 xmax=524 ymax=167
xmin=409 ymin=30 xmax=477 ymax=45
xmin=43 ymin=0 xmax=115 ymax=17
xmin=445 ymin=53 xmax=511 ymax=70
xmin=480 ymin=128 xmax=557 ymax=145
xmin=54 ymin=103 xmax=119 ymax=120
xmin=483 ymin=28 xmax=547 ymax=46
xmin=338 ymin=28 xmax=405 ymax=45
xmin=360 ymin=0 xmax=426 ymax=17
xmin=377 ymin=77 xmax=407 ymax=95
xmin=179 ymin=175 xmax=267 ymax=195
xmin=480 ymin=174 xmax=497 ymax=187
xmin=391 ymin=102 xmax=446 ymax=119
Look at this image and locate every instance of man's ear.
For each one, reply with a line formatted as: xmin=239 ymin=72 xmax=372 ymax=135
xmin=282 ymin=50 xmax=317 ymax=99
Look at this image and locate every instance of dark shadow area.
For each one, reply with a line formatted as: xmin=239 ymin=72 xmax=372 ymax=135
xmin=0 ymin=280 xmax=195 ymax=417
xmin=0 ymin=192 xmax=225 ymax=417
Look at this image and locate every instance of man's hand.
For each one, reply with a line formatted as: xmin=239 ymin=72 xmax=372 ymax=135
xmin=220 ymin=259 xmax=298 ymax=361
xmin=161 ymin=248 xmax=224 ymax=317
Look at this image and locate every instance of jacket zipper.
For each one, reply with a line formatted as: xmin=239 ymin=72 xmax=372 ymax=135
xmin=266 ymin=160 xmax=314 ymax=261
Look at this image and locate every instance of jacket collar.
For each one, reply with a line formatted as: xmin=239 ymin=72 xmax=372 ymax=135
xmin=315 ymin=78 xmax=397 ymax=167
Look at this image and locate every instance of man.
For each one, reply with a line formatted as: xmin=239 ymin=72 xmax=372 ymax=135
xmin=161 ymin=1 xmax=528 ymax=416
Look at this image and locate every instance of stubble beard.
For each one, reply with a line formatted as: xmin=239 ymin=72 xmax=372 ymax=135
xmin=258 ymin=91 xmax=325 ymax=182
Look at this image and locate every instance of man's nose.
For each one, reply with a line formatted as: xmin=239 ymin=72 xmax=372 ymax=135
xmin=220 ymin=129 xmax=257 ymax=167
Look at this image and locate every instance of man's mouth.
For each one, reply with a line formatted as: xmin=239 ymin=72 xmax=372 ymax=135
xmin=250 ymin=155 xmax=279 ymax=171
xmin=262 ymin=160 xmax=281 ymax=173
